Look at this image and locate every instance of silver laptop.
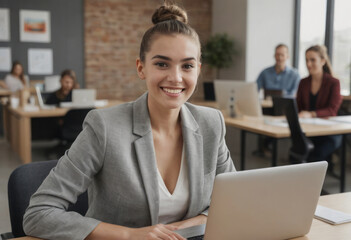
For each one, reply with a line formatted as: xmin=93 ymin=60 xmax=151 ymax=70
xmin=60 ymin=89 xmax=96 ymax=108
xmin=175 ymin=162 xmax=328 ymax=240
xmin=214 ymin=80 xmax=262 ymax=117
xmin=35 ymin=86 xmax=56 ymax=110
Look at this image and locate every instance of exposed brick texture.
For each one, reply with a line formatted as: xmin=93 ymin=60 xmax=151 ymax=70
xmin=85 ymin=0 xmax=213 ymax=100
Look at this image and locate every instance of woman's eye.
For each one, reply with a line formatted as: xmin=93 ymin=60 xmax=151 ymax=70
xmin=183 ymin=64 xmax=194 ymax=69
xmin=155 ymin=62 xmax=168 ymax=68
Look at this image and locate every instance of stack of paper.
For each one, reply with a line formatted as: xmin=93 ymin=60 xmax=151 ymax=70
xmin=315 ymin=205 xmax=351 ymax=225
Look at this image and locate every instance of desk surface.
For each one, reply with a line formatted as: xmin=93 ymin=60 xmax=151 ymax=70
xmin=225 ymin=116 xmax=351 ymax=138
xmin=193 ymin=99 xmax=273 ymax=108
xmin=12 ymin=192 xmax=351 ymax=240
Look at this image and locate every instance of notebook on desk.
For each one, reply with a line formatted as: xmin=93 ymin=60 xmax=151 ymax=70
xmin=175 ymin=162 xmax=328 ymax=240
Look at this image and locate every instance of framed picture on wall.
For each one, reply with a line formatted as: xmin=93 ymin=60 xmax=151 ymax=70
xmin=0 ymin=8 xmax=10 ymax=41
xmin=20 ymin=10 xmax=51 ymax=43
xmin=28 ymin=48 xmax=53 ymax=75
xmin=0 ymin=47 xmax=11 ymax=71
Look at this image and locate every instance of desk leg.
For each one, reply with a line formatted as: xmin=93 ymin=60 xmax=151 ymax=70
xmin=11 ymin=113 xmax=32 ymax=164
xmin=241 ymin=130 xmax=246 ymax=170
xmin=272 ymin=138 xmax=278 ymax=166
xmin=340 ymin=135 xmax=346 ymax=193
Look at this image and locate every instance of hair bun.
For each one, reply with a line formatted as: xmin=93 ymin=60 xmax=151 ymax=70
xmin=152 ymin=3 xmax=188 ymax=25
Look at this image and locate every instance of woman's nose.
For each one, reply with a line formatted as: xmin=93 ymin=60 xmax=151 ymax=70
xmin=168 ymin=67 xmax=182 ymax=83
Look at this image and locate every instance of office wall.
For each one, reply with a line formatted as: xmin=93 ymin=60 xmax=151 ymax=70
xmin=212 ymin=0 xmax=295 ymax=82
xmin=212 ymin=0 xmax=247 ymax=80
xmin=84 ymin=0 xmax=212 ymax=100
xmin=0 ymin=0 xmax=84 ymax=87
xmin=246 ymin=0 xmax=295 ymax=82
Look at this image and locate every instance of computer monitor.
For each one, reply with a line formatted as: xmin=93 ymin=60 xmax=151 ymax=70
xmin=214 ymin=80 xmax=262 ymax=117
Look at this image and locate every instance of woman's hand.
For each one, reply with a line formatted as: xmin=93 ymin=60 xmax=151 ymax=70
xmin=128 ymin=224 xmax=185 ymax=240
xmin=299 ymin=111 xmax=316 ymax=118
xmin=86 ymin=222 xmax=185 ymax=240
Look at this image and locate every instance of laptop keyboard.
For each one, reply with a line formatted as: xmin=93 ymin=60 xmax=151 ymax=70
xmin=187 ymin=235 xmax=204 ymax=240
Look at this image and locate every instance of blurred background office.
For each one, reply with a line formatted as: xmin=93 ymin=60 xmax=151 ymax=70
xmin=0 ymin=0 xmax=351 ymax=234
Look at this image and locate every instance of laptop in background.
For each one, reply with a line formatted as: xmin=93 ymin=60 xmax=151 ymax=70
xmin=214 ymin=80 xmax=262 ymax=117
xmin=175 ymin=162 xmax=328 ymax=240
xmin=264 ymin=89 xmax=283 ymax=99
xmin=60 ymin=89 xmax=96 ymax=108
xmin=44 ymin=75 xmax=61 ymax=92
xmin=35 ymin=86 xmax=56 ymax=110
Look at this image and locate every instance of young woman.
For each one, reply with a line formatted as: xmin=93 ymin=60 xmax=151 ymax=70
xmin=4 ymin=61 xmax=30 ymax=92
xmin=46 ymin=69 xmax=78 ymax=106
xmin=296 ymin=45 xmax=342 ymax=161
xmin=23 ymin=2 xmax=235 ymax=240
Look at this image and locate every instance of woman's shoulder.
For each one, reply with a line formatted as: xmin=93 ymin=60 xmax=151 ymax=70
xmin=324 ymin=73 xmax=340 ymax=84
xmin=184 ymin=102 xmax=223 ymax=124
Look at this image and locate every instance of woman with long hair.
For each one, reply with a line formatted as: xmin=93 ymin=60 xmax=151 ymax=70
xmin=296 ymin=45 xmax=342 ymax=161
xmin=4 ymin=61 xmax=30 ymax=92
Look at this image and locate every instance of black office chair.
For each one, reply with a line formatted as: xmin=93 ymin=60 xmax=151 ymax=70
xmin=273 ymin=97 xmax=314 ymax=163
xmin=60 ymin=108 xmax=94 ymax=145
xmin=1 ymin=160 xmax=88 ymax=239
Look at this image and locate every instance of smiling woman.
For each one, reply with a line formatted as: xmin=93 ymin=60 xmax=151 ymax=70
xmin=22 ymin=1 xmax=235 ymax=240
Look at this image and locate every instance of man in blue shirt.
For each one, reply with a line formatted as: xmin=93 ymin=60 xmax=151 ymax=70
xmin=256 ymin=44 xmax=300 ymax=97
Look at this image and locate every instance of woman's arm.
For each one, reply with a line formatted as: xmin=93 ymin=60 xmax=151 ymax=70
xmin=167 ymin=214 xmax=207 ymax=229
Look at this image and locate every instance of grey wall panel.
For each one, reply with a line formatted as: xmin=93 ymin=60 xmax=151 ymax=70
xmin=0 ymin=0 xmax=84 ymax=87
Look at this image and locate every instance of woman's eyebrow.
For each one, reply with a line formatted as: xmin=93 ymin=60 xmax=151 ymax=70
xmin=151 ymin=55 xmax=196 ymax=62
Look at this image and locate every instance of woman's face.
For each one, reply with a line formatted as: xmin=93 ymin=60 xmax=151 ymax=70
xmin=137 ymin=34 xmax=201 ymax=111
xmin=305 ymin=50 xmax=325 ymax=76
xmin=61 ymin=75 xmax=74 ymax=94
xmin=13 ymin=64 xmax=23 ymax=77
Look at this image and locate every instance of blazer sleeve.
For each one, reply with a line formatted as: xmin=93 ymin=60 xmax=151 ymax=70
xmin=296 ymin=79 xmax=305 ymax=112
xmin=23 ymin=110 xmax=106 ymax=240
xmin=316 ymin=79 xmax=342 ymax=117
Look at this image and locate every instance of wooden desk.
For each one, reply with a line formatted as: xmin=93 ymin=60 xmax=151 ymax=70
xmin=3 ymin=100 xmax=125 ymax=164
xmin=192 ymin=99 xmax=273 ymax=109
xmin=226 ymin=116 xmax=351 ymax=192
xmin=12 ymin=192 xmax=351 ymax=240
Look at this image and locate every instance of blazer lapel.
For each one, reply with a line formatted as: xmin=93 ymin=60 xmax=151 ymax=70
xmin=181 ymin=104 xmax=204 ymax=218
xmin=133 ymin=93 xmax=159 ymax=225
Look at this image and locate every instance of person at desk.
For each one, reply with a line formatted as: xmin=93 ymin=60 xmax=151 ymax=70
xmin=4 ymin=61 xmax=30 ymax=92
xmin=256 ymin=44 xmax=300 ymax=97
xmin=45 ymin=69 xmax=78 ymax=106
xmin=296 ymin=45 xmax=342 ymax=161
xmin=23 ymin=2 xmax=235 ymax=240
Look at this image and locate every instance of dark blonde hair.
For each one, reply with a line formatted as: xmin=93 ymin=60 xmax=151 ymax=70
xmin=60 ymin=69 xmax=76 ymax=82
xmin=306 ymin=45 xmax=334 ymax=76
xmin=139 ymin=1 xmax=200 ymax=62
xmin=11 ymin=61 xmax=25 ymax=84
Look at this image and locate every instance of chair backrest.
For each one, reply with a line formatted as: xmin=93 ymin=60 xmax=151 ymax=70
xmin=61 ymin=108 xmax=93 ymax=142
xmin=7 ymin=160 xmax=88 ymax=238
xmin=273 ymin=97 xmax=314 ymax=161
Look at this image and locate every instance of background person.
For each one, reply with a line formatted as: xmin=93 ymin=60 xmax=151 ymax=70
xmin=256 ymin=44 xmax=300 ymax=97
xmin=45 ymin=69 xmax=78 ymax=106
xmin=296 ymin=45 xmax=342 ymax=162
xmin=23 ymin=2 xmax=235 ymax=240
xmin=4 ymin=61 xmax=30 ymax=92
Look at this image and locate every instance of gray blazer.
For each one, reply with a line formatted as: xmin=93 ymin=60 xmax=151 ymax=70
xmin=23 ymin=93 xmax=235 ymax=240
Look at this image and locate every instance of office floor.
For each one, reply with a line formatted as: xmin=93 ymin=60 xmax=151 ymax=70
xmin=0 ymin=129 xmax=350 ymax=233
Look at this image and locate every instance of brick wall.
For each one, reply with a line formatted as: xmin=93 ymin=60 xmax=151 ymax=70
xmin=85 ymin=0 xmax=213 ymax=100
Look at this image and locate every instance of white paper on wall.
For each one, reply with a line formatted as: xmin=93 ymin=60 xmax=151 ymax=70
xmin=28 ymin=48 xmax=53 ymax=75
xmin=0 ymin=8 xmax=10 ymax=41
xmin=0 ymin=47 xmax=11 ymax=71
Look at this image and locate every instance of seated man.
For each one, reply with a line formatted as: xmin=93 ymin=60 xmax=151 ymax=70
xmin=257 ymin=44 xmax=300 ymax=97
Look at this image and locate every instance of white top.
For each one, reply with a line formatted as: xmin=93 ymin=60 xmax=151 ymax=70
xmin=4 ymin=74 xmax=29 ymax=92
xmin=157 ymin=147 xmax=190 ymax=224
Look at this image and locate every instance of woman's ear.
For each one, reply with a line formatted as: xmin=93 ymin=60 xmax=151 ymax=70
xmin=136 ymin=58 xmax=145 ymax=80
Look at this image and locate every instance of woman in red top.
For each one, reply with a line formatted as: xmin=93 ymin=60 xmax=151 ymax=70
xmin=296 ymin=45 xmax=342 ymax=161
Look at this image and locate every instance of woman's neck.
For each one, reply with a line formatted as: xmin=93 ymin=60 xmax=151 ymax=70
xmin=311 ymin=72 xmax=323 ymax=83
xmin=148 ymin=101 xmax=181 ymax=134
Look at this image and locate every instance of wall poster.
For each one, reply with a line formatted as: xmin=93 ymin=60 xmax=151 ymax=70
xmin=0 ymin=8 xmax=10 ymax=41
xmin=28 ymin=48 xmax=53 ymax=75
xmin=20 ymin=10 xmax=51 ymax=43
xmin=0 ymin=47 xmax=11 ymax=71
